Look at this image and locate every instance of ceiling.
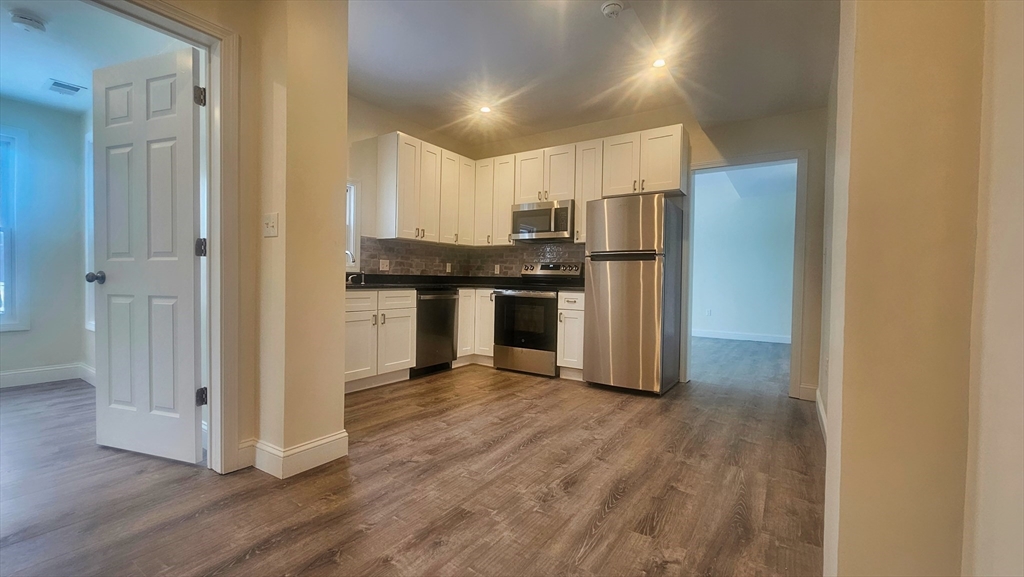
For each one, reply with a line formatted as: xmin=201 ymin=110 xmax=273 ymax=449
xmin=0 ymin=0 xmax=189 ymax=113
xmin=350 ymin=0 xmax=839 ymax=146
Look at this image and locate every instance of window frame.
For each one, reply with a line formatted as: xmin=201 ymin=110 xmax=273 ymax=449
xmin=84 ymin=131 xmax=95 ymax=331
xmin=0 ymin=125 xmax=31 ymax=332
xmin=345 ymin=180 xmax=360 ymax=272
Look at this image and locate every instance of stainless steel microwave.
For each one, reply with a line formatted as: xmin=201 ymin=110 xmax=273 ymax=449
xmin=510 ymin=200 xmax=574 ymax=242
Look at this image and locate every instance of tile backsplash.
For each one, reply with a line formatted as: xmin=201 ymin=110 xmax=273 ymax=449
xmin=359 ymin=237 xmax=585 ymax=277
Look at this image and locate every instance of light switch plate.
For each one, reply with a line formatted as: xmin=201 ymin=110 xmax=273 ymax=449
xmin=380 ymin=259 xmax=390 ymax=272
xmin=446 ymin=263 xmax=452 ymax=273
xmin=262 ymin=213 xmax=279 ymax=238
xmin=494 ymin=264 xmax=500 ymax=274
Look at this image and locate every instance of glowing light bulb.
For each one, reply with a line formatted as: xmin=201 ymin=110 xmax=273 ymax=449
xmin=480 ymin=106 xmax=491 ymax=113
xmin=652 ymin=58 xmax=666 ymax=68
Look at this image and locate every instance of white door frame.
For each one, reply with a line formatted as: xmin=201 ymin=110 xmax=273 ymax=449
xmin=689 ymin=150 xmax=810 ymax=401
xmin=86 ymin=0 xmax=243 ymax=472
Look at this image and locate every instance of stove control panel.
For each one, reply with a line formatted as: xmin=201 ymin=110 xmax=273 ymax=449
xmin=521 ymin=262 xmax=582 ymax=276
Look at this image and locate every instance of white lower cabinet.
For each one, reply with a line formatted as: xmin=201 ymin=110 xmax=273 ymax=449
xmin=377 ymin=307 xmax=417 ymax=374
xmin=557 ymin=292 xmax=585 ymax=370
xmin=458 ymin=289 xmax=476 ymax=356
xmin=345 ymin=290 xmax=417 ymax=385
xmin=474 ymin=288 xmax=495 ymax=355
xmin=345 ymin=311 xmax=379 ymax=381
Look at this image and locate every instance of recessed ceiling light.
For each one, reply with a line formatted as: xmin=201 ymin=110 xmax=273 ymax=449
xmin=652 ymin=59 xmax=666 ymax=68
xmin=480 ymin=106 xmax=491 ymax=113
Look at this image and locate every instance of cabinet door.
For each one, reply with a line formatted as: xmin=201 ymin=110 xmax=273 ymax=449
xmin=458 ymin=156 xmax=475 ymax=245
xmin=574 ymin=139 xmax=602 ymax=243
xmin=557 ymin=308 xmax=585 ymax=369
xmin=458 ymin=289 xmax=476 ymax=356
xmin=514 ymin=149 xmax=544 ymax=204
xmin=639 ymin=125 xmax=682 ymax=193
xmin=439 ymin=149 xmax=460 ymax=245
xmin=474 ymin=159 xmax=494 ymax=246
xmin=474 ymin=289 xmax=495 ymax=356
xmin=418 ymin=142 xmax=442 ymax=242
xmin=544 ymin=144 xmax=576 ymax=201
xmin=378 ymin=307 xmax=416 ymax=374
xmin=492 ymin=154 xmax=516 ymax=246
xmin=345 ymin=311 xmax=378 ymax=381
xmin=603 ymin=132 xmax=641 ymax=197
xmin=396 ymin=133 xmax=421 ymax=239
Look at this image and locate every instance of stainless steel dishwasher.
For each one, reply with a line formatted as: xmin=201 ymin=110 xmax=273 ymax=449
xmin=414 ymin=288 xmax=458 ymax=371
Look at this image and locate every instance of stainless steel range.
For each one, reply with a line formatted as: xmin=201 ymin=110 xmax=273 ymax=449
xmin=492 ymin=262 xmax=583 ymax=377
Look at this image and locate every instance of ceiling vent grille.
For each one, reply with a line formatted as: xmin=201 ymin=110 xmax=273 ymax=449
xmin=47 ymin=79 xmax=86 ymax=96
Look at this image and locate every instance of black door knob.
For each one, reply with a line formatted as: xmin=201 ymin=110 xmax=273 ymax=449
xmin=85 ymin=271 xmax=106 ymax=284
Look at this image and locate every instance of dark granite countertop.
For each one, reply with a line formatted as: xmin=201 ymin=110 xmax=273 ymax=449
xmin=345 ymin=274 xmax=584 ymax=292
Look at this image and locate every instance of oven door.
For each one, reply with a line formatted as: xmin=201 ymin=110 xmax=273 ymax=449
xmin=493 ymin=290 xmax=558 ymax=352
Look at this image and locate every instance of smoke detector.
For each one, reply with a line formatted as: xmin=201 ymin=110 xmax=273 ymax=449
xmin=47 ymin=79 xmax=86 ymax=96
xmin=601 ymin=1 xmax=624 ymax=19
xmin=10 ymin=11 xmax=46 ymax=33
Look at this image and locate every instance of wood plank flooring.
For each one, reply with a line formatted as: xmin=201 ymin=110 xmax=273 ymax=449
xmin=0 ymin=338 xmax=824 ymax=576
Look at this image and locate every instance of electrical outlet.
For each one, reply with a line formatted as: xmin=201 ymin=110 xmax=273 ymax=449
xmin=379 ymin=259 xmax=390 ymax=272
xmin=494 ymin=264 xmax=500 ymax=274
xmin=262 ymin=213 xmax=279 ymax=238
xmin=705 ymin=309 xmax=712 ymax=316
xmin=446 ymin=262 xmax=452 ymax=273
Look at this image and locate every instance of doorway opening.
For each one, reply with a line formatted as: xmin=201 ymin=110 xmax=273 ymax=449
xmin=689 ymin=158 xmax=800 ymax=397
xmin=0 ymin=0 xmax=213 ymax=466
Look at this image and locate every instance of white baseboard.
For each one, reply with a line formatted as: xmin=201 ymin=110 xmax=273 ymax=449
xmin=799 ymin=383 xmax=817 ymax=402
xmin=237 ymin=438 xmax=258 ymax=469
xmin=1 ymin=363 xmax=96 ymax=389
xmin=816 ymin=387 xmax=827 ymax=444
xmin=453 ymin=354 xmax=492 ymax=368
xmin=254 ymin=430 xmax=349 ymax=479
xmin=346 ymin=369 xmax=409 ymax=394
xmin=691 ymin=330 xmax=791 ymax=344
xmin=560 ymin=367 xmax=584 ymax=382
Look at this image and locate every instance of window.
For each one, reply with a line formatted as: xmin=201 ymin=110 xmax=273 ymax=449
xmin=0 ymin=126 xmax=29 ymax=331
xmin=346 ymin=181 xmax=360 ymax=272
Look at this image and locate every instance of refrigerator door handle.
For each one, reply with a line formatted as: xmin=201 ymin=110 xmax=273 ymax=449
xmin=588 ymin=250 xmax=661 ymax=262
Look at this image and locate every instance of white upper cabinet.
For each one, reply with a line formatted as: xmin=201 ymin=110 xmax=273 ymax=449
xmin=474 ymin=158 xmax=494 ymax=246
xmin=492 ymin=154 xmax=516 ymax=245
xmin=639 ymin=124 xmax=690 ymax=194
xmin=439 ymin=149 xmax=460 ymax=245
xmin=574 ymin=139 xmax=602 ymax=243
xmin=377 ymin=132 xmax=421 ymax=240
xmin=544 ymin=144 xmax=576 ymax=201
xmin=514 ymin=149 xmax=544 ymax=204
xmin=603 ymin=132 xmax=641 ymax=197
xmin=418 ymin=142 xmax=442 ymax=242
xmin=458 ymin=156 xmax=475 ymax=246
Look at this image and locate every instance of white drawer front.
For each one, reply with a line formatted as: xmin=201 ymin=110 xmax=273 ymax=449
xmin=558 ymin=291 xmax=584 ymax=311
xmin=378 ymin=289 xmax=417 ymax=310
xmin=345 ymin=290 xmax=379 ymax=313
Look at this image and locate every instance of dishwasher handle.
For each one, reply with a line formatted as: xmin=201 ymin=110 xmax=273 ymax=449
xmin=417 ymin=294 xmax=458 ymax=300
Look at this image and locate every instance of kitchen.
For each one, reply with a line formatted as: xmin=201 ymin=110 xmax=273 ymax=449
xmin=345 ymin=123 xmax=690 ymax=394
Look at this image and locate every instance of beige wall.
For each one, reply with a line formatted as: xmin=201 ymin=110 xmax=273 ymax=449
xmin=0 ymin=98 xmax=86 ymax=375
xmin=473 ymin=104 xmax=828 ymax=396
xmin=961 ymin=1 xmax=1024 ymax=575
xmin=818 ymin=54 xmax=839 ymax=412
xmin=828 ymin=1 xmax=985 ymax=574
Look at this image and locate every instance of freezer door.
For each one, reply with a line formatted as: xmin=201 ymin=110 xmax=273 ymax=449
xmin=586 ymin=193 xmax=667 ymax=254
xmin=584 ymin=254 xmax=667 ymax=392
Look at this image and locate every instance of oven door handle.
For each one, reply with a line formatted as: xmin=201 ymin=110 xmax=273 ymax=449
xmin=492 ymin=290 xmax=558 ymax=299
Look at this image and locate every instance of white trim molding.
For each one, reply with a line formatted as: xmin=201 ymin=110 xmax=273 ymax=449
xmin=452 ymin=355 xmax=493 ymax=369
xmin=254 ymin=430 xmax=349 ymax=479
xmin=816 ymin=387 xmax=827 ymax=444
xmin=691 ymin=330 xmax=792 ymax=344
xmin=1 ymin=363 xmax=96 ymax=389
xmin=560 ymin=367 xmax=584 ymax=382
xmin=346 ymin=369 xmax=409 ymax=394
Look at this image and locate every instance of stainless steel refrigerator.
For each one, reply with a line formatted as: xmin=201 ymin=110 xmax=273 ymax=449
xmin=584 ymin=193 xmax=686 ymax=394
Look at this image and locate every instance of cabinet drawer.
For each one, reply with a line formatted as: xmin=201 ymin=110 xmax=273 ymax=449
xmin=378 ymin=289 xmax=417 ymax=310
xmin=558 ymin=291 xmax=584 ymax=311
xmin=345 ymin=290 xmax=379 ymax=313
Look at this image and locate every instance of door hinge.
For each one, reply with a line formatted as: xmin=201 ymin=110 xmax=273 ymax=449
xmin=195 ymin=237 xmax=207 ymax=257
xmin=193 ymin=86 xmax=207 ymax=107
xmin=196 ymin=387 xmax=208 ymax=406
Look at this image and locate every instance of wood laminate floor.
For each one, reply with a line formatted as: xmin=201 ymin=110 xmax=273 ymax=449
xmin=0 ymin=338 xmax=824 ymax=577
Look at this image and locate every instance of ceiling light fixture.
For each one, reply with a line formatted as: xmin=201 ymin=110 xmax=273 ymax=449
xmin=652 ymin=58 xmax=666 ymax=68
xmin=10 ymin=11 xmax=46 ymax=33
xmin=479 ymin=106 xmax=491 ymax=113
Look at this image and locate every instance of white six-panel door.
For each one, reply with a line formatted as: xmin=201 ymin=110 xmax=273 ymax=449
xmin=93 ymin=49 xmax=202 ymax=463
